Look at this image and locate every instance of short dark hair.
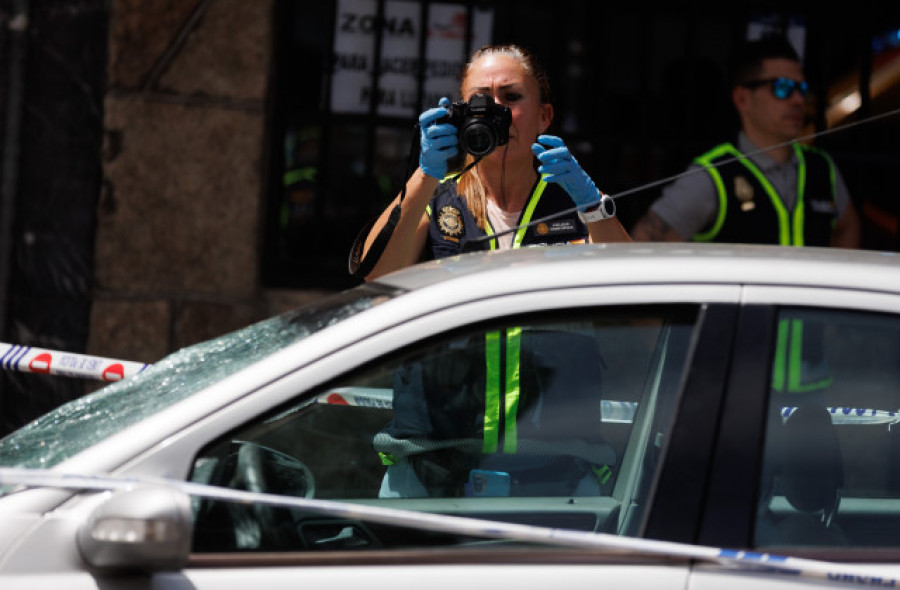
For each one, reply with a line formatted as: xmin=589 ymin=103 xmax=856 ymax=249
xmin=730 ymin=35 xmax=802 ymax=87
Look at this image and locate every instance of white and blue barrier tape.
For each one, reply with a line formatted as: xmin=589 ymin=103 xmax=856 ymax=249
xmin=0 ymin=467 xmax=895 ymax=587
xmin=0 ymin=342 xmax=149 ymax=382
xmin=319 ymin=387 xmax=899 ymax=428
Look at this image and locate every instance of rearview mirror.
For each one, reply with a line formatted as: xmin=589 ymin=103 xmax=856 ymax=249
xmin=77 ymin=485 xmax=193 ymax=571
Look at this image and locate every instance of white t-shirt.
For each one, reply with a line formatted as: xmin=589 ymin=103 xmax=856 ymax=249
xmin=486 ymin=198 xmax=522 ymax=250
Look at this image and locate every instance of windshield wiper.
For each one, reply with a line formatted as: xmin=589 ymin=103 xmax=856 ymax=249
xmin=0 ymin=467 xmax=888 ymax=587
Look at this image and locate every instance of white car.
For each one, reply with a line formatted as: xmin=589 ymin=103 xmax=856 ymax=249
xmin=2 ymin=242 xmax=900 ymax=589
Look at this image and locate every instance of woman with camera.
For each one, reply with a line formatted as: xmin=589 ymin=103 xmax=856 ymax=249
xmin=357 ymin=44 xmax=631 ymax=281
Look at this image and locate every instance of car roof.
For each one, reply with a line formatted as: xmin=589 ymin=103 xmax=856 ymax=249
xmin=374 ymin=243 xmax=900 ymax=296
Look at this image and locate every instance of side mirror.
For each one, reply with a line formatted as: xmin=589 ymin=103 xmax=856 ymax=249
xmin=77 ymin=485 xmax=193 ymax=571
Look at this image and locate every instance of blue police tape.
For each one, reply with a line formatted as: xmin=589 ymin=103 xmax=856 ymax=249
xmin=0 ymin=468 xmax=887 ymax=584
xmin=5 ymin=354 xmax=896 ymax=429
xmin=782 ymin=406 xmax=900 ymax=426
xmin=0 ymin=466 xmax=895 ymax=587
xmin=0 ymin=342 xmax=149 ymax=382
xmin=0 ymin=344 xmax=28 ymax=371
xmin=318 ymin=389 xmax=643 ymax=422
xmin=320 ymin=388 xmax=899 ymax=428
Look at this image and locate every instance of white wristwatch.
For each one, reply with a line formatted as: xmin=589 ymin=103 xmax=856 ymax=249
xmin=577 ymin=194 xmax=616 ymax=224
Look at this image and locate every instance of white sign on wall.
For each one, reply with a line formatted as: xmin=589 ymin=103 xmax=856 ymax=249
xmin=330 ymin=0 xmax=493 ymax=116
xmin=747 ymin=13 xmax=806 ymax=62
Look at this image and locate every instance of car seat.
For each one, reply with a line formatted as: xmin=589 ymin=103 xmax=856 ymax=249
xmin=773 ymin=403 xmax=848 ymax=546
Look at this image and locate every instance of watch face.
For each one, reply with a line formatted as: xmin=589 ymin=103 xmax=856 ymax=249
xmin=602 ymin=196 xmax=616 ymax=218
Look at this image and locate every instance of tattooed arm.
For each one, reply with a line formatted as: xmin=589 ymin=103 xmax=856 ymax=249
xmin=630 ymin=209 xmax=685 ymax=242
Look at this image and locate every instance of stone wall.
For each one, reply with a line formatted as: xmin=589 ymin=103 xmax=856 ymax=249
xmin=88 ymin=0 xmax=322 ymax=365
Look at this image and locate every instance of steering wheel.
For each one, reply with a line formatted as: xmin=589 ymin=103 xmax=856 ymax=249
xmin=227 ymin=440 xmax=316 ymax=549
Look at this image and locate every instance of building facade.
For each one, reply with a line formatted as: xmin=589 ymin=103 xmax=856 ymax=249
xmin=0 ymin=0 xmax=898 ymax=433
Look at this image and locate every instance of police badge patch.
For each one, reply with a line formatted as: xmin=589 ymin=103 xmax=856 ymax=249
xmin=438 ymin=205 xmax=464 ymax=242
xmin=734 ymin=175 xmax=755 ymax=211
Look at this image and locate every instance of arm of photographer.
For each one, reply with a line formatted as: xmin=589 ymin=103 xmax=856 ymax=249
xmin=361 ymin=99 xmax=458 ymax=281
xmin=532 ymin=135 xmax=631 ymax=244
xmin=361 ymin=170 xmax=436 ymax=282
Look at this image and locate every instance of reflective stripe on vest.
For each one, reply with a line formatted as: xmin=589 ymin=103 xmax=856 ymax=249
xmin=484 ymin=178 xmax=549 ymax=250
xmin=693 ymin=143 xmax=823 ymax=246
xmin=481 ymin=182 xmax=549 ymax=452
xmin=483 ymin=331 xmax=502 ymax=453
xmin=481 ymin=327 xmax=522 ymax=454
xmin=771 ymin=318 xmax=834 ymax=394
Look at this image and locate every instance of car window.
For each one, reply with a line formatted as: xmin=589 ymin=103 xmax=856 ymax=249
xmin=0 ymin=284 xmax=396 ymax=474
xmin=189 ymin=305 xmax=699 ymax=552
xmin=756 ymin=307 xmax=900 ymax=548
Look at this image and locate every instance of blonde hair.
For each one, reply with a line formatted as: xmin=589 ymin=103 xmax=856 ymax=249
xmin=456 ymin=45 xmax=551 ymax=229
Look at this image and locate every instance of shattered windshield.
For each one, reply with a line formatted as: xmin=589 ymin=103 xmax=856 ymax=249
xmin=0 ymin=284 xmax=397 ymax=471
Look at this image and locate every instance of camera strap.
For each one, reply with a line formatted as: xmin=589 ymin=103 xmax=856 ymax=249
xmin=347 ymin=202 xmax=400 ymax=278
xmin=348 ymin=123 xmax=482 ymax=279
xmin=348 ymin=122 xmax=421 ymax=279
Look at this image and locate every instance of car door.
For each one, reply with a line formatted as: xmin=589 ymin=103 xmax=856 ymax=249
xmin=690 ymin=285 xmax=900 ymax=587
xmin=0 ymin=284 xmax=760 ymax=590
xmin=145 ymin=286 xmax=742 ymax=590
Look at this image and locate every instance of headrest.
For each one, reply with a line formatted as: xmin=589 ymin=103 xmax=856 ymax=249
xmin=781 ymin=404 xmax=843 ymax=514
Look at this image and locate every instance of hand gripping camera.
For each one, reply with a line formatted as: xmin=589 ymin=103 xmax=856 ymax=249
xmin=440 ymin=94 xmax=512 ymax=157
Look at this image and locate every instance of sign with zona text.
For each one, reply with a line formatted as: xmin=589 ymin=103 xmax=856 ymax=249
xmin=331 ymin=0 xmax=493 ymax=116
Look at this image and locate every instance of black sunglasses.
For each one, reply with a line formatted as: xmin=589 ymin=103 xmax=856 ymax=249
xmin=741 ymin=77 xmax=809 ymax=99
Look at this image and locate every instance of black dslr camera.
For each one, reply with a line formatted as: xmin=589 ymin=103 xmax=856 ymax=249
xmin=440 ymin=94 xmax=512 ymax=157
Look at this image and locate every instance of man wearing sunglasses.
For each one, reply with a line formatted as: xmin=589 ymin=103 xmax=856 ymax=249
xmin=631 ymin=35 xmax=860 ymax=248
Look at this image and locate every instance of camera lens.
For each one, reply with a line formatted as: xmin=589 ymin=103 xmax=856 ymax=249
xmin=461 ymin=122 xmax=496 ymax=156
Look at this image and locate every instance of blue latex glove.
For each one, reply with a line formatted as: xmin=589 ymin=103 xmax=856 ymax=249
xmin=419 ymin=97 xmax=458 ymax=179
xmin=532 ymin=134 xmax=601 ymax=209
